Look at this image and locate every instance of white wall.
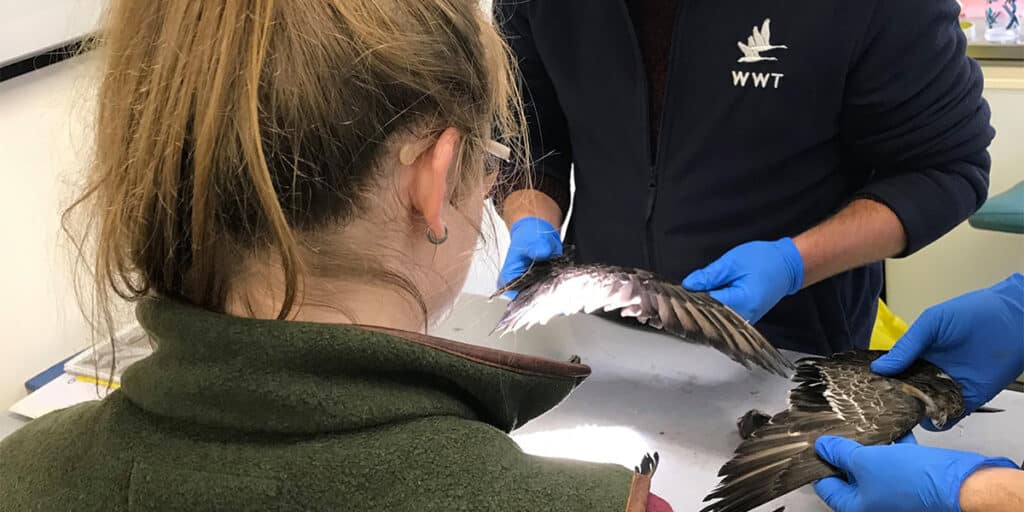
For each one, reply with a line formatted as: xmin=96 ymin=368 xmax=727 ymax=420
xmin=0 ymin=0 xmax=102 ymax=66
xmin=0 ymin=53 xmax=100 ymax=410
xmin=462 ymin=203 xmax=511 ymax=296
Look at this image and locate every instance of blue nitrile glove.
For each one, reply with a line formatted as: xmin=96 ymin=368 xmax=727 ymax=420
xmin=813 ymin=435 xmax=1020 ymax=512
xmin=871 ymin=273 xmax=1024 ymax=429
xmin=682 ymin=238 xmax=804 ymax=323
xmin=497 ymin=217 xmax=562 ymax=299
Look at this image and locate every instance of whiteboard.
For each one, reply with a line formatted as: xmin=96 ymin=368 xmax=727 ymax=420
xmin=0 ymin=0 xmax=105 ymax=68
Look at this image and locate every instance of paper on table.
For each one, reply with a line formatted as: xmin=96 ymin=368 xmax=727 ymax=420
xmin=8 ymin=373 xmax=113 ymax=420
xmin=63 ymin=324 xmax=153 ymax=384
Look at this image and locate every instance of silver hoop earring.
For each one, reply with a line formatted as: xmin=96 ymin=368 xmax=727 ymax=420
xmin=427 ymin=225 xmax=448 ymax=245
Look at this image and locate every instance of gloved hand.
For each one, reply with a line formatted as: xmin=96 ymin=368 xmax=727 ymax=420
xmin=871 ymin=273 xmax=1024 ymax=429
xmin=497 ymin=217 xmax=562 ymax=299
xmin=813 ymin=435 xmax=1020 ymax=512
xmin=682 ymin=238 xmax=804 ymax=323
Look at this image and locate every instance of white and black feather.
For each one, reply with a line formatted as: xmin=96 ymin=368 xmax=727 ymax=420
xmin=490 ymin=254 xmax=794 ymax=377
xmin=701 ymin=350 xmax=966 ymax=512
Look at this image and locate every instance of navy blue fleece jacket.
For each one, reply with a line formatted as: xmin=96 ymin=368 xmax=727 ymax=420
xmin=494 ymin=0 xmax=992 ymax=355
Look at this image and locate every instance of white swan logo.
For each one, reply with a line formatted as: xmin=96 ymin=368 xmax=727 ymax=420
xmin=731 ymin=18 xmax=786 ymax=89
xmin=737 ymin=19 xmax=787 ymax=63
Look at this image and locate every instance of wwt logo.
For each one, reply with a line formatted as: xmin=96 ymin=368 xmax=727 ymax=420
xmin=732 ymin=71 xmax=784 ymax=89
xmin=732 ymin=18 xmax=786 ymax=90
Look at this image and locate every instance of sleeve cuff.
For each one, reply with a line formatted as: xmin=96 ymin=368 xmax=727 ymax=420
xmin=854 ymin=187 xmax=922 ymax=258
xmin=855 ymin=169 xmax=987 ymax=257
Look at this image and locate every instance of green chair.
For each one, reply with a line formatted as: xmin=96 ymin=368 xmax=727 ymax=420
xmin=968 ymin=181 xmax=1024 ymax=234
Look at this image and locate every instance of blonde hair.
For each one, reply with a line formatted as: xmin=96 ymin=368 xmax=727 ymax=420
xmin=65 ymin=0 xmax=524 ymax=326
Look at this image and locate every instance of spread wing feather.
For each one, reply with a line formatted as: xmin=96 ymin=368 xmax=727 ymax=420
xmin=700 ymin=351 xmax=926 ymax=512
xmin=738 ymin=41 xmax=754 ymax=57
xmin=490 ymin=255 xmax=794 ymax=377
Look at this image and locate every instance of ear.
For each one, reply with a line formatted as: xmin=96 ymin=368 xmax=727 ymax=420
xmin=408 ymin=127 xmax=460 ymax=238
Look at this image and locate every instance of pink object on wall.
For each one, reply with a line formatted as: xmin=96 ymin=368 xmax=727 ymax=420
xmin=962 ymin=0 xmax=1000 ymax=18
xmin=962 ymin=0 xmax=1019 ymax=19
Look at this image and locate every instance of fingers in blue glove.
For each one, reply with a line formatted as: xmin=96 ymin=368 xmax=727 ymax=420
xmin=497 ymin=217 xmax=563 ymax=299
xmin=526 ymin=238 xmax=562 ymax=261
xmin=682 ymin=238 xmax=804 ymax=324
xmin=816 ymin=433 xmax=915 ymax=463
xmin=813 ymin=434 xmax=1023 ymax=512
xmin=707 ymin=288 xmax=755 ymax=322
xmin=872 ymin=313 xmax=961 ymax=430
xmin=813 ymin=476 xmax=856 ymax=511
xmin=815 ymin=435 xmax=861 ymax=471
xmin=813 ymin=436 xmax=862 ymax=511
xmin=682 ymin=258 xmax=735 ymax=291
xmin=871 ymin=318 xmax=936 ymax=376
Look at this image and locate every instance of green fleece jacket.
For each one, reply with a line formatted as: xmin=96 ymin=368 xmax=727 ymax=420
xmin=0 ymin=298 xmax=663 ymax=511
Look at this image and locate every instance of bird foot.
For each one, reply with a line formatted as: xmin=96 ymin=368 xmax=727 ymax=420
xmin=737 ymin=409 xmax=772 ymax=440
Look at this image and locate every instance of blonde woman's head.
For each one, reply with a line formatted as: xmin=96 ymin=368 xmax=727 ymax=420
xmin=69 ymin=0 xmax=524 ymax=330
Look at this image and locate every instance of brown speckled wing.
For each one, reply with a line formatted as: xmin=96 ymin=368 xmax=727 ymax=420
xmin=700 ymin=351 xmax=926 ymax=512
xmin=491 ymin=256 xmax=794 ymax=377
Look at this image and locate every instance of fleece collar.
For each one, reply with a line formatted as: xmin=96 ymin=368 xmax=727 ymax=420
xmin=121 ymin=297 xmax=589 ymax=434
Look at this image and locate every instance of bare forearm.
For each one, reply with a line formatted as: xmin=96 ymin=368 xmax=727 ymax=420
xmin=793 ymin=199 xmax=906 ymax=288
xmin=500 ymin=189 xmax=563 ymax=229
xmin=960 ymin=467 xmax=1024 ymax=512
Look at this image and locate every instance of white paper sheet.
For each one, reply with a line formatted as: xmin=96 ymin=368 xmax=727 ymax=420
xmin=8 ymin=373 xmax=112 ymax=420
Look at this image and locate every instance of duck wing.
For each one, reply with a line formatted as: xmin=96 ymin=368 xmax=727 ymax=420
xmin=491 ymin=255 xmax=794 ymax=377
xmin=700 ymin=351 xmax=929 ymax=512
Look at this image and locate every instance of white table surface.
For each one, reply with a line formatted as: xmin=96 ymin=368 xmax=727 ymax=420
xmin=3 ymin=293 xmax=1022 ymax=512
xmin=436 ymin=294 xmax=1024 ymax=512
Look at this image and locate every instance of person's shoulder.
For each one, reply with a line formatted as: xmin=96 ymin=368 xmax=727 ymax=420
xmin=1 ymin=399 xmax=106 ymax=455
xmin=839 ymin=0 xmax=951 ymax=20
xmin=851 ymin=0 xmax=961 ymax=38
xmin=315 ymin=415 xmax=646 ymax=511
xmin=0 ymin=399 xmax=123 ymax=510
xmin=0 ymin=392 xmax=145 ymax=468
xmin=397 ymin=417 xmax=673 ymax=511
